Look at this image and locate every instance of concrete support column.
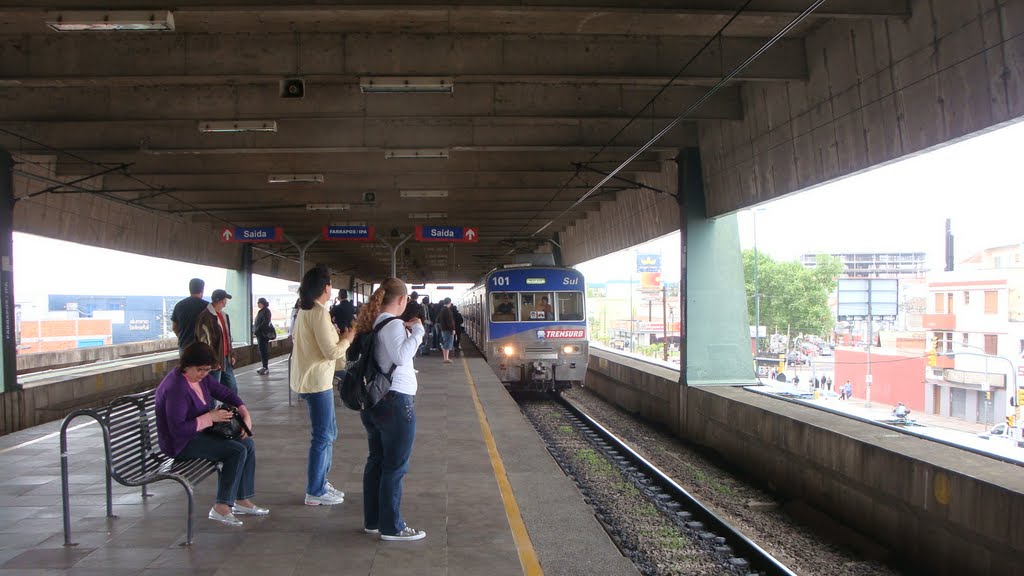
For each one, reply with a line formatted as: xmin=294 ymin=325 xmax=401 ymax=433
xmin=225 ymin=245 xmax=252 ymax=345
xmin=0 ymin=151 xmax=15 ymax=393
xmin=681 ymin=149 xmax=756 ymax=387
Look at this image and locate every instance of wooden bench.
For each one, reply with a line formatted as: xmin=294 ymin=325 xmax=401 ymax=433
xmin=59 ymin=389 xmax=220 ymax=546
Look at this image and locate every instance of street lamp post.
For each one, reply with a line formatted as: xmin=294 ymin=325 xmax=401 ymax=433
xmin=753 ymin=209 xmax=761 ymax=353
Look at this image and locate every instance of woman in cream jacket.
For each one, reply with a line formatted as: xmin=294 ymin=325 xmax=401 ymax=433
xmin=290 ymin=265 xmax=354 ymax=505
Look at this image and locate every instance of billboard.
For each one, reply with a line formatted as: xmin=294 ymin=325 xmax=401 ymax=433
xmin=636 ymin=253 xmax=661 ymax=273
xmin=837 ymin=278 xmax=899 ymax=320
xmin=640 ymin=272 xmax=662 ymax=290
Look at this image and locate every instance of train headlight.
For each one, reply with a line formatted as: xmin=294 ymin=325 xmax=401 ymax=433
xmin=502 ymin=345 xmax=515 ymax=356
xmin=562 ymin=345 xmax=575 ymax=354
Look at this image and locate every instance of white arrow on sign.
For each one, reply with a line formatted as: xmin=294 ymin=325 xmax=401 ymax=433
xmin=465 ymin=228 xmax=477 ymax=241
xmin=221 ymin=228 xmax=233 ymax=241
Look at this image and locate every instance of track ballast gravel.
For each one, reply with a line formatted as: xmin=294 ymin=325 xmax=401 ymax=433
xmin=522 ymin=386 xmax=903 ymax=576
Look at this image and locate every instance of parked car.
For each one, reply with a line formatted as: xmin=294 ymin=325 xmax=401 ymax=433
xmin=978 ymin=423 xmax=1010 ymax=439
xmin=786 ymin=351 xmax=808 ymax=366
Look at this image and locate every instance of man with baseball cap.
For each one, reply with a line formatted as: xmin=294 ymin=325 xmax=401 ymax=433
xmin=195 ymin=289 xmax=238 ymax=391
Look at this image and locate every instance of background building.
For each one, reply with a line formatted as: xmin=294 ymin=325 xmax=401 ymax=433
xmin=800 ymin=251 xmax=927 ymax=279
xmin=922 ymin=245 xmax=1024 ymax=425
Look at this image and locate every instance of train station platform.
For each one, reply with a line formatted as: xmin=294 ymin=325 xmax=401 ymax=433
xmin=0 ymin=351 xmax=637 ymax=576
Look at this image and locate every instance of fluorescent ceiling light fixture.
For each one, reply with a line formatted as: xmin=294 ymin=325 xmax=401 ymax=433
xmin=199 ymin=120 xmax=277 ymax=133
xmin=400 ymin=190 xmax=449 ymax=198
xmin=360 ymin=77 xmax=454 ymax=94
xmin=267 ymin=174 xmax=324 ymax=184
xmin=409 ymin=212 xmax=448 ymax=219
xmin=385 ymin=149 xmax=449 ymax=160
xmin=46 ymin=11 xmax=175 ymax=31
xmin=307 ymin=203 xmax=350 ymax=211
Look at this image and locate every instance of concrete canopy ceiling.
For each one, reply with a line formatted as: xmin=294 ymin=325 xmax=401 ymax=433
xmin=0 ymin=0 xmax=909 ymax=283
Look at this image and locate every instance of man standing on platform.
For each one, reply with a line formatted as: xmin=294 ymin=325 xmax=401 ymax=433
xmin=171 ymin=278 xmax=207 ymax=350
xmin=195 ymin=289 xmax=238 ymax=392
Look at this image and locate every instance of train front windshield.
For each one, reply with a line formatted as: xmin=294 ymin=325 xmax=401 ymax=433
xmin=490 ymin=291 xmax=584 ymax=323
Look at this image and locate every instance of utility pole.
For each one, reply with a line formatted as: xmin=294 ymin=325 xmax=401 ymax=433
xmin=865 ymin=299 xmax=873 ymax=408
xmin=662 ymin=284 xmax=668 ymax=361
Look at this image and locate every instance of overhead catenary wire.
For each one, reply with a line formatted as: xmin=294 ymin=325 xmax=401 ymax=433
xmin=533 ymin=0 xmax=827 ymax=236
xmin=511 ymin=0 xmax=757 ymax=241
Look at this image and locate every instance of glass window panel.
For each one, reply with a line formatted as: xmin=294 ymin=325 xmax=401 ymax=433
xmin=556 ymin=292 xmax=585 ymax=321
xmin=519 ymin=292 xmax=554 ymax=321
xmin=490 ymin=292 xmax=518 ymax=322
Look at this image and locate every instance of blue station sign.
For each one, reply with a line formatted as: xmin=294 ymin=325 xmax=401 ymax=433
xmin=220 ymin=226 xmax=282 ymax=243
xmin=415 ymin=225 xmax=478 ymax=243
xmin=322 ymin=225 xmax=374 ymax=242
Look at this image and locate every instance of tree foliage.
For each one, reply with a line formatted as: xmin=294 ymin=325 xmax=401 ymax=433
xmin=743 ymin=251 xmax=842 ymax=339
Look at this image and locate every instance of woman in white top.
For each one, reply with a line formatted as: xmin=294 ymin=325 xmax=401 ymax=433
xmin=290 ymin=265 xmax=354 ymax=506
xmin=353 ymin=278 xmax=426 ymax=541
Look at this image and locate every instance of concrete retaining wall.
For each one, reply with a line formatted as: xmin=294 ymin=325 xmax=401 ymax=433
xmin=0 ymin=338 xmax=292 ymax=436
xmin=16 ymin=338 xmax=179 ymax=374
xmin=586 ymin=348 xmax=1024 ymax=576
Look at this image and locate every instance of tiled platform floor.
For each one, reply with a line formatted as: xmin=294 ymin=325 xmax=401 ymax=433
xmin=0 ymin=349 xmax=637 ymax=576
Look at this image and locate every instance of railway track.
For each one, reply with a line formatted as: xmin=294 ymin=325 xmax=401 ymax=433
xmin=522 ymin=392 xmax=797 ymax=576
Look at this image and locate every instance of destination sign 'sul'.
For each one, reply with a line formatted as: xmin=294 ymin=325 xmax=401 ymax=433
xmin=322 ymin=225 xmax=374 ymax=241
xmin=220 ymin=227 xmax=283 ymax=243
xmin=415 ymin=226 xmax=478 ymax=243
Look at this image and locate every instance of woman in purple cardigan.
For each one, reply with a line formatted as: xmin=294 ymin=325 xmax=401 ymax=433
xmin=155 ymin=342 xmax=268 ymax=527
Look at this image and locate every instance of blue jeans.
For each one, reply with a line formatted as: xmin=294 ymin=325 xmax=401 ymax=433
xmin=177 ymin=433 xmax=256 ymax=506
xmin=210 ymin=357 xmax=238 ymax=392
xmin=360 ymin=392 xmax=416 ymax=535
xmin=299 ymin=389 xmax=337 ymax=496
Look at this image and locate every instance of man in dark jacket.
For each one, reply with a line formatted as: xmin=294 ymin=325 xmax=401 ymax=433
xmin=171 ymin=278 xmax=208 ymax=350
xmin=330 ymin=289 xmax=356 ymax=330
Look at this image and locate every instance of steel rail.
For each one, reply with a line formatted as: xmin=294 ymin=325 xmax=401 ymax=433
xmin=554 ymin=393 xmax=798 ymax=576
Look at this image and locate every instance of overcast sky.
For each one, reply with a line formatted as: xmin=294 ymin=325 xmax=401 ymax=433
xmin=580 ymin=118 xmax=1024 ymax=283
xmin=14 ymin=118 xmax=1024 ymax=303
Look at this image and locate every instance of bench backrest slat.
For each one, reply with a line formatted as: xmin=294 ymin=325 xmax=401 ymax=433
xmin=101 ymin=389 xmax=169 ymax=484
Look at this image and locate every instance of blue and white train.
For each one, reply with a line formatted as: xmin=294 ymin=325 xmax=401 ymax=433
xmin=461 ymin=265 xmax=588 ymax=392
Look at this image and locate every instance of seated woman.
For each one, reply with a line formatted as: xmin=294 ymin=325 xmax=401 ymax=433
xmin=155 ymin=342 xmax=268 ymax=527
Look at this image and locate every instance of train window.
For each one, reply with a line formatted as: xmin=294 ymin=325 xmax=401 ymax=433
xmin=556 ymin=292 xmax=584 ymax=321
xmin=520 ymin=292 xmax=554 ymax=321
xmin=491 ymin=292 xmax=518 ymax=322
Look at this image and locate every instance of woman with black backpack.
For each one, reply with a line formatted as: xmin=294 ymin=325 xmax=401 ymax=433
xmin=351 ymin=278 xmax=426 ymax=541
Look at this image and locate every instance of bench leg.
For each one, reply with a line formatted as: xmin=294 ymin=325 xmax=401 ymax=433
xmin=183 ymin=483 xmax=196 ymax=546
xmin=60 ymin=445 xmax=76 ymax=547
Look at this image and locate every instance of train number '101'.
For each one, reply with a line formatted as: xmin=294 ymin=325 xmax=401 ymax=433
xmin=491 ymin=276 xmax=509 ymax=287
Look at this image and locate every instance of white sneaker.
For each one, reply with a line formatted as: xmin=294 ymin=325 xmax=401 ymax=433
xmin=324 ymin=481 xmax=345 ymax=499
xmin=305 ymin=490 xmax=344 ymax=506
xmin=381 ymin=526 xmax=426 ymax=541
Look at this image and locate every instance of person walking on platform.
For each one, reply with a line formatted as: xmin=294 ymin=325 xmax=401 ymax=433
xmin=252 ymin=298 xmax=273 ymax=375
xmin=291 ymin=265 xmax=355 ymax=507
xmin=437 ymin=298 xmax=456 ymax=364
xmin=420 ymin=296 xmax=434 ymax=356
xmin=171 ymin=278 xmax=207 ymax=350
xmin=353 ymin=278 xmax=426 ymax=541
xmin=195 ymin=289 xmax=238 ymax=392
xmin=451 ymin=304 xmax=464 ymax=354
xmin=155 ymin=342 xmax=268 ymax=527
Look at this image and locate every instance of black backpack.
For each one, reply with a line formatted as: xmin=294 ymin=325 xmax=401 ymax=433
xmin=338 ymin=316 xmax=402 ymax=411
